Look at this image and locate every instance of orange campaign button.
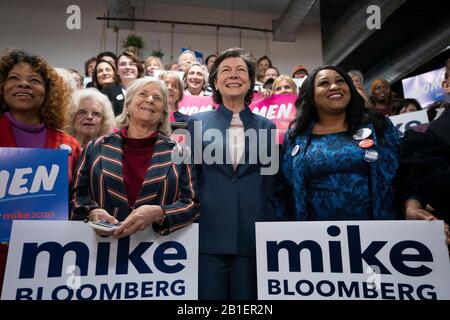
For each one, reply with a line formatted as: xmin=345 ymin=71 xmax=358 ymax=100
xmin=358 ymin=139 xmax=374 ymax=149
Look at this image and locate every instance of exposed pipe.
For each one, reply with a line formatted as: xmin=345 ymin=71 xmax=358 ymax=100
xmin=97 ymin=16 xmax=273 ymax=33
xmin=323 ymin=0 xmax=405 ymax=65
xmin=363 ymin=18 xmax=450 ymax=90
xmin=272 ymin=0 xmax=317 ymax=42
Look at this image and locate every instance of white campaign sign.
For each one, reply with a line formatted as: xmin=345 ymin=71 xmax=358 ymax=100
xmin=2 ymin=221 xmax=198 ymax=300
xmin=256 ymin=221 xmax=450 ymax=300
xmin=389 ymin=109 xmax=429 ymax=134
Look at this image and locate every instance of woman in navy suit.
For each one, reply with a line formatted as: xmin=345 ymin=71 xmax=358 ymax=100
xmin=187 ymin=48 xmax=277 ymax=299
xmin=71 ymin=78 xmax=199 ymax=237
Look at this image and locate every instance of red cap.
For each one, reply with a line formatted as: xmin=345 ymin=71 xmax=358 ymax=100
xmin=292 ymin=65 xmax=308 ymax=76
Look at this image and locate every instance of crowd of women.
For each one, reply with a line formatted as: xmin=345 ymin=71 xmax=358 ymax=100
xmin=0 ymin=47 xmax=448 ymax=299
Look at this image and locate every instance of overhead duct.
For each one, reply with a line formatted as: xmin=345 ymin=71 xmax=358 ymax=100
xmin=272 ymin=0 xmax=317 ymax=42
xmin=106 ymin=0 xmax=134 ymax=30
xmin=363 ymin=18 xmax=450 ymax=91
xmin=323 ymin=0 xmax=405 ymax=65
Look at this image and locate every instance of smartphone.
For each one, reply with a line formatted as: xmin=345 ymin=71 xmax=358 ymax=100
xmin=88 ymin=220 xmax=121 ymax=232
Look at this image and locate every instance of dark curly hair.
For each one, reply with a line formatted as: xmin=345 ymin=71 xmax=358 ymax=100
xmin=290 ymin=65 xmax=387 ymax=143
xmin=0 ymin=48 xmax=70 ymax=130
xmin=208 ymin=47 xmax=256 ymax=106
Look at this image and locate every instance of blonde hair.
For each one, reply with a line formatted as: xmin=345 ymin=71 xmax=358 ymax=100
xmin=67 ymin=88 xmax=116 ymax=137
xmin=272 ymin=75 xmax=297 ymax=94
xmin=183 ymin=62 xmax=208 ymax=91
xmin=115 ymin=78 xmax=171 ymax=136
xmin=145 ymin=56 xmax=165 ymax=74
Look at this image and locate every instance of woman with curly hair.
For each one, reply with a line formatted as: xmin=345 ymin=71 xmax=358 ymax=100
xmin=277 ymin=65 xmax=401 ymax=221
xmin=0 ymin=49 xmax=81 ymax=179
xmin=0 ymin=48 xmax=82 ymax=294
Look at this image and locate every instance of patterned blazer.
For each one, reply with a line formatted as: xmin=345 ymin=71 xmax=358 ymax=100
xmin=70 ymin=132 xmax=199 ymax=235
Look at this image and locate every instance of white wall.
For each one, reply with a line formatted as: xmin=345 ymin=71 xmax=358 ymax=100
xmin=0 ymin=0 xmax=323 ymax=76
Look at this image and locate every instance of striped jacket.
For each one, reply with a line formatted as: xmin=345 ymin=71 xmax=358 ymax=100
xmin=70 ymin=132 xmax=199 ymax=235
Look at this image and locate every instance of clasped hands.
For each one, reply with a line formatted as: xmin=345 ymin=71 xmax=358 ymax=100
xmin=88 ymin=205 xmax=165 ymax=238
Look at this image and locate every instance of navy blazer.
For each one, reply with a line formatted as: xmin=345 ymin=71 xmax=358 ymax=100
xmin=187 ymin=105 xmax=277 ymax=256
xmin=70 ymin=132 xmax=199 ymax=235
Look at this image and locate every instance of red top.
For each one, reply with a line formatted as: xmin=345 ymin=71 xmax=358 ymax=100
xmin=120 ymin=128 xmax=157 ymax=207
xmin=0 ymin=115 xmax=81 ymax=184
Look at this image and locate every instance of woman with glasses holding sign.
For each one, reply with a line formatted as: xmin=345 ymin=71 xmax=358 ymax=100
xmin=0 ymin=49 xmax=82 ymax=295
xmin=277 ymin=65 xmax=401 ymax=222
xmin=70 ymin=78 xmax=199 ymax=239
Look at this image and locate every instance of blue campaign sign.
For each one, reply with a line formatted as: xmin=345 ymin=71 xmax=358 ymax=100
xmin=402 ymin=67 xmax=446 ymax=108
xmin=0 ymin=148 xmax=69 ymax=242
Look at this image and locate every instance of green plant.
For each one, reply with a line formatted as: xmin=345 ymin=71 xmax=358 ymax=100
xmin=122 ymin=34 xmax=145 ymax=49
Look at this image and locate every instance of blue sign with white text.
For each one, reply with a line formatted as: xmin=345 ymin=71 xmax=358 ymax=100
xmin=0 ymin=148 xmax=68 ymax=242
xmin=402 ymin=67 xmax=446 ymax=108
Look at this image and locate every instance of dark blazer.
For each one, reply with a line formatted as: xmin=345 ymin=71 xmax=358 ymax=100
xmin=187 ymin=105 xmax=277 ymax=256
xmin=102 ymin=85 xmax=125 ymax=116
xmin=398 ymin=108 xmax=450 ymax=223
xmin=70 ymin=132 xmax=199 ymax=234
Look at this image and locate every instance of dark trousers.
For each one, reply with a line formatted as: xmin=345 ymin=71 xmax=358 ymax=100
xmin=198 ymin=253 xmax=257 ymax=300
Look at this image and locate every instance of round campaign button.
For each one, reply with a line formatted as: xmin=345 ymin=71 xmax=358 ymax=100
xmin=353 ymin=128 xmax=372 ymax=140
xmin=59 ymin=144 xmax=73 ymax=155
xmin=364 ymin=149 xmax=379 ymax=162
xmin=358 ymin=139 xmax=374 ymax=149
xmin=291 ymin=145 xmax=300 ymax=157
xmin=116 ymin=94 xmax=124 ymax=101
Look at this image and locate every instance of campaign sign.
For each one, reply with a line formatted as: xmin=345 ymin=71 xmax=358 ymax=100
xmin=2 ymin=221 xmax=198 ymax=300
xmin=389 ymin=109 xmax=429 ymax=134
xmin=256 ymin=221 xmax=450 ymax=300
xmin=174 ymin=94 xmax=297 ymax=144
xmin=178 ymin=95 xmax=216 ymax=116
xmin=250 ymin=93 xmax=297 ymax=144
xmin=402 ymin=67 xmax=446 ymax=107
xmin=0 ymin=148 xmax=68 ymax=242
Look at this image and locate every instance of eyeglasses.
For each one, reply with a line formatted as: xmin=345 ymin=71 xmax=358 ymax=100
xmin=75 ymin=109 xmax=103 ymax=118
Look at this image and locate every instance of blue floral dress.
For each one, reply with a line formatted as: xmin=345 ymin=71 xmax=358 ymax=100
xmin=302 ymin=132 xmax=372 ymax=220
xmin=276 ymin=120 xmax=400 ymax=221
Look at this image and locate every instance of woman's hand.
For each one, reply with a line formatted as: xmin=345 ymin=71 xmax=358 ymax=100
xmin=405 ymin=207 xmax=437 ymax=221
xmin=88 ymin=208 xmax=119 ymax=237
xmin=260 ymin=88 xmax=273 ymax=99
xmin=444 ymin=224 xmax=450 ymax=247
xmin=113 ymin=205 xmax=164 ymax=239
xmin=405 ymin=199 xmax=449 ymax=248
xmin=404 ymin=199 xmax=437 ymax=221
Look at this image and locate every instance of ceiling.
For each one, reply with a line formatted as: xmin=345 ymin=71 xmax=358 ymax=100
xmin=148 ymin=0 xmax=291 ymax=15
xmin=320 ymin=0 xmax=450 ymax=95
xmin=134 ymin=0 xmax=450 ymax=95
